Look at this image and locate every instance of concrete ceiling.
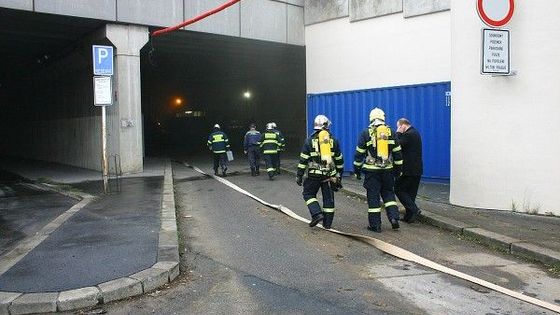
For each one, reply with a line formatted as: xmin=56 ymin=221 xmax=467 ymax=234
xmin=0 ymin=8 xmax=105 ymax=86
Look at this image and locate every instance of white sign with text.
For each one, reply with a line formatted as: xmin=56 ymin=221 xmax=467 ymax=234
xmin=481 ymin=29 xmax=510 ymax=75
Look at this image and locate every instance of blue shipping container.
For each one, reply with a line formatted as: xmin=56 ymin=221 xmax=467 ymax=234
xmin=307 ymin=81 xmax=451 ymax=181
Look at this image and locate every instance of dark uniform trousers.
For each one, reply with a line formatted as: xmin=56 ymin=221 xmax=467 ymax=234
xmin=303 ymin=176 xmax=335 ymax=228
xmin=247 ymin=146 xmax=260 ymax=171
xmin=395 ymin=175 xmax=421 ymax=218
xmin=363 ymin=171 xmax=400 ymax=228
xmin=213 ymin=153 xmax=227 ymax=173
xmin=263 ymin=154 xmax=279 ymax=177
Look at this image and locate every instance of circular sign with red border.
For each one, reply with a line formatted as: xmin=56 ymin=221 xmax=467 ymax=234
xmin=477 ymin=0 xmax=515 ymax=27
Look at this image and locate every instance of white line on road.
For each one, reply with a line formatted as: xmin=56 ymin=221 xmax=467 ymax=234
xmin=186 ymin=162 xmax=560 ymax=314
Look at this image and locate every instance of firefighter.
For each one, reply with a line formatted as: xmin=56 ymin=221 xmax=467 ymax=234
xmin=296 ymin=115 xmax=344 ymax=229
xmin=260 ymin=123 xmax=282 ymax=180
xmin=271 ymin=122 xmax=285 ymax=175
xmin=354 ymin=108 xmax=403 ymax=232
xmin=243 ymin=123 xmax=261 ymax=176
xmin=207 ymin=124 xmax=230 ymax=176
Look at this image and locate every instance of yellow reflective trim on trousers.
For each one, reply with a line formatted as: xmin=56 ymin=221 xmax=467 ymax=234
xmin=300 ymin=153 xmax=310 ymax=159
xmin=212 ymin=139 xmax=225 ymax=143
xmin=267 ymin=168 xmax=276 ymax=172
xmin=297 ymin=163 xmax=307 ymax=169
xmin=306 ymin=198 xmax=319 ymax=205
xmin=394 ymin=160 xmax=403 ymax=165
xmin=262 ymin=140 xmax=279 ymax=145
xmin=384 ymin=201 xmax=398 ymax=207
xmin=263 ymin=150 xmax=278 ymax=154
xmin=392 ymin=145 xmax=402 ymax=152
xmin=368 ymin=208 xmax=382 ymax=213
xmin=356 ymin=147 xmax=366 ymax=153
xmin=214 ymin=150 xmax=226 ymax=153
xmin=323 ymin=208 xmax=335 ymax=213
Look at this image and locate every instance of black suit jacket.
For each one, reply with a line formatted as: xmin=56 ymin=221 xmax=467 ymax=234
xmin=396 ymin=126 xmax=423 ymax=176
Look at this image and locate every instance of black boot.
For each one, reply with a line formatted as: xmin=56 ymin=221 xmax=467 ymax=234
xmin=390 ymin=218 xmax=400 ymax=230
xmin=251 ymin=167 xmax=256 ymax=176
xmin=323 ymin=213 xmax=334 ymax=229
xmin=214 ymin=169 xmax=219 ymax=176
xmin=255 ymin=166 xmax=260 ymax=176
xmin=309 ymin=213 xmax=324 ymax=227
xmin=222 ymin=167 xmax=227 ymax=177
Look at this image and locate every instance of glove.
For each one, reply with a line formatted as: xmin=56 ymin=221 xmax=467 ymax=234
xmin=331 ymin=176 xmax=343 ymax=192
xmin=393 ymin=166 xmax=403 ymax=178
xmin=296 ymin=175 xmax=303 ymax=186
xmin=353 ymin=166 xmax=362 ymax=180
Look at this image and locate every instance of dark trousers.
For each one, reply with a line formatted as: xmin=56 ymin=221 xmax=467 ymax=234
xmin=302 ymin=177 xmax=335 ymax=228
xmin=247 ymin=146 xmax=260 ymax=170
xmin=363 ymin=171 xmax=399 ymax=228
xmin=274 ymin=152 xmax=282 ymax=174
xmin=213 ymin=153 xmax=227 ymax=173
xmin=263 ymin=153 xmax=279 ymax=177
xmin=395 ymin=175 xmax=421 ymax=220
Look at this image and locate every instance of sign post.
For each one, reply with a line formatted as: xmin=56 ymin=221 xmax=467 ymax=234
xmin=92 ymin=45 xmax=114 ymax=193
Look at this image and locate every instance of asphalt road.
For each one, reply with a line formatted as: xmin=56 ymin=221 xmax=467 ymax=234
xmin=93 ymin=159 xmax=559 ymax=315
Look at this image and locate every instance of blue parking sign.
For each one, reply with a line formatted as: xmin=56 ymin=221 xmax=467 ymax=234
xmin=92 ymin=45 xmax=114 ymax=76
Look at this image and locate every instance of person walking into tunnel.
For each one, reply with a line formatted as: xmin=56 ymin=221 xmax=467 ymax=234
xmin=395 ymin=118 xmax=423 ymax=223
xmin=260 ymin=123 xmax=282 ymax=180
xmin=271 ymin=122 xmax=285 ymax=175
xmin=207 ymin=124 xmax=230 ymax=177
xmin=296 ymin=115 xmax=344 ymax=229
xmin=354 ymin=108 xmax=403 ymax=233
xmin=244 ymin=123 xmax=261 ymax=176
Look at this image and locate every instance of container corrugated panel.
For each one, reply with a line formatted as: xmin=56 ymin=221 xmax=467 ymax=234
xmin=307 ymin=82 xmax=451 ymax=181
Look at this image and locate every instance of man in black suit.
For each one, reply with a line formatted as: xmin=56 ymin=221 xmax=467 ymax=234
xmin=395 ymin=118 xmax=423 ymax=223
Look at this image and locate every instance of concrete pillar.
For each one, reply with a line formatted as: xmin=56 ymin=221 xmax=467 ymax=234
xmin=105 ymin=24 xmax=149 ymax=174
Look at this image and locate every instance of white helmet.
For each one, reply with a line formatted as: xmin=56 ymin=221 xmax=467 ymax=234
xmin=266 ymin=122 xmax=274 ymax=130
xmin=214 ymin=124 xmax=220 ymax=129
xmin=313 ymin=115 xmax=331 ymax=130
xmin=271 ymin=122 xmax=277 ymax=129
xmin=369 ymin=107 xmax=385 ymax=122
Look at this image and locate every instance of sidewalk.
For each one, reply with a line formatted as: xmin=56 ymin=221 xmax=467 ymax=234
xmin=281 ymin=158 xmax=560 ymax=267
xmin=0 ymin=157 xmax=179 ymax=314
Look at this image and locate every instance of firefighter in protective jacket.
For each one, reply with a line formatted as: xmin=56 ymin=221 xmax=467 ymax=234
xmin=207 ymin=124 xmax=230 ymax=176
xmin=296 ymin=115 xmax=344 ymax=229
xmin=260 ymin=123 xmax=282 ymax=180
xmin=354 ymin=108 xmax=403 ymax=232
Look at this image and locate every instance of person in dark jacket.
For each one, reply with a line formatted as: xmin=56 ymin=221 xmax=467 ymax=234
xmin=296 ymin=115 xmax=344 ymax=229
xmin=207 ymin=124 xmax=230 ymax=176
xmin=395 ymin=118 xmax=423 ymax=223
xmin=354 ymin=108 xmax=403 ymax=232
xmin=244 ymin=123 xmax=261 ymax=176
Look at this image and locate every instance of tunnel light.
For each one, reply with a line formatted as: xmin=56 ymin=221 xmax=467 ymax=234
xmin=185 ymin=111 xmax=193 ymax=114
xmin=243 ymin=91 xmax=251 ymax=99
xmin=175 ymin=98 xmax=183 ymax=105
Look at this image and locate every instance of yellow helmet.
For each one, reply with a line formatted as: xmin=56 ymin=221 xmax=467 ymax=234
xmin=369 ymin=107 xmax=385 ymax=122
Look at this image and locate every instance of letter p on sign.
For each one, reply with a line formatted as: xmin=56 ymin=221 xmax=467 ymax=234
xmin=92 ymin=45 xmax=114 ymax=76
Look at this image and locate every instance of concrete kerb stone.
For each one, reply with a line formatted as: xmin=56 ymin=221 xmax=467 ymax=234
xmin=130 ymin=268 xmax=169 ymax=293
xmin=96 ymin=277 xmax=142 ymax=304
xmin=0 ymin=292 xmax=21 ymax=315
xmin=153 ymin=261 xmax=180 ymax=282
xmin=9 ymin=293 xmax=58 ymax=315
xmin=463 ymin=227 xmax=521 ymax=253
xmin=511 ymin=242 xmax=560 ymax=266
xmin=418 ymin=210 xmax=476 ymax=233
xmin=57 ymin=287 xmax=100 ymax=311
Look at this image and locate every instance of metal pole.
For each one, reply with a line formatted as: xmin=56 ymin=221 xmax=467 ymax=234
xmin=102 ymin=105 xmax=109 ymax=193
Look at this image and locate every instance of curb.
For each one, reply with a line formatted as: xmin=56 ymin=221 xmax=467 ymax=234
xmin=0 ymin=160 xmax=180 ymax=314
xmin=281 ymin=166 xmax=560 ymax=268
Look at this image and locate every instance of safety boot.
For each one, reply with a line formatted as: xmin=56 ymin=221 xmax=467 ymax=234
xmin=309 ymin=213 xmax=324 ymax=227
xmin=255 ymin=166 xmax=260 ymax=176
xmin=250 ymin=167 xmax=256 ymax=176
xmin=322 ymin=213 xmax=334 ymax=229
xmin=222 ymin=167 xmax=227 ymax=177
xmin=214 ymin=170 xmax=219 ymax=176
xmin=367 ymin=226 xmax=382 ymax=233
xmin=390 ymin=218 xmax=400 ymax=230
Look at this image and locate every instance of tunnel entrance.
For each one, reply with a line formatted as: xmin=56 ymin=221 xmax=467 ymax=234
xmin=0 ymin=7 xmax=306 ymax=172
xmin=141 ymin=30 xmax=306 ymax=158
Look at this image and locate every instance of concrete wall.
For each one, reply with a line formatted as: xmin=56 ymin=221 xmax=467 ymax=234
xmin=449 ymin=0 xmax=560 ymax=215
xmin=1 ymin=45 xmax=105 ymax=171
xmin=305 ymin=10 xmax=451 ymax=94
xmin=1 ymin=0 xmax=304 ymax=46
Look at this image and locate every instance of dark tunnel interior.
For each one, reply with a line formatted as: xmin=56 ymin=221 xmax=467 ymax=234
xmin=0 ymin=8 xmax=307 ymax=169
xmin=141 ymin=30 xmax=307 ymax=158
